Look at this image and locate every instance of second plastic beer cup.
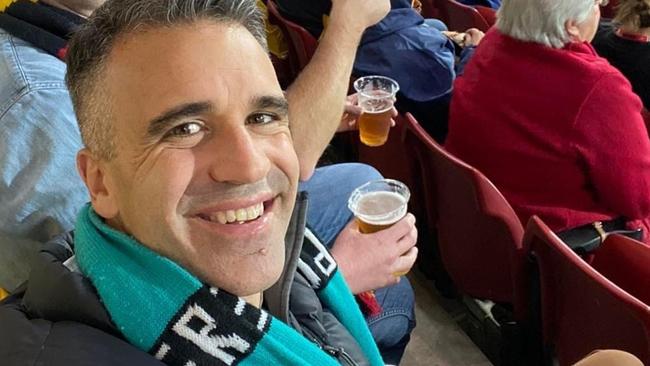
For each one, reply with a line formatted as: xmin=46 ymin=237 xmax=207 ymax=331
xmin=353 ymin=76 xmax=399 ymax=147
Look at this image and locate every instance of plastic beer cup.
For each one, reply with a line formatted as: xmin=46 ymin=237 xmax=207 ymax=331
xmin=353 ymin=76 xmax=399 ymax=147
xmin=348 ymin=179 xmax=411 ymax=276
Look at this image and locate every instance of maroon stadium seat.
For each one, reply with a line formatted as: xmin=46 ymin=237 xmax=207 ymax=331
xmin=592 ymin=234 xmax=650 ymax=307
xmin=474 ymin=5 xmax=496 ymax=27
xmin=420 ymin=0 xmax=442 ymax=19
xmin=526 ymin=216 xmax=650 ymax=365
xmin=403 ymin=113 xmax=528 ymax=319
xmin=437 ymin=0 xmax=491 ymax=32
xmin=357 ymin=114 xmax=417 ymax=194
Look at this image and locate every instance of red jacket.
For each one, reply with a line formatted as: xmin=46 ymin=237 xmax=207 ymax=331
xmin=445 ymin=29 xmax=650 ymax=239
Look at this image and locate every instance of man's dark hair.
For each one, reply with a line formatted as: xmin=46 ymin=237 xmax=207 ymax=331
xmin=66 ymin=0 xmax=268 ymax=160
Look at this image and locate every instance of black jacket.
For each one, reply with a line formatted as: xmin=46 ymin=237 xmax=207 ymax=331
xmin=0 ymin=196 xmax=368 ymax=365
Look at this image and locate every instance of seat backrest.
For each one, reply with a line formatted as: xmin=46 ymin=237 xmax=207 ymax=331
xmin=437 ymin=0 xmax=491 ymax=32
xmin=526 ymin=216 xmax=650 ymax=365
xmin=266 ymin=0 xmax=318 ymax=78
xmin=474 ymin=5 xmax=496 ymax=27
xmin=421 ymin=0 xmax=442 ymax=19
xmin=402 ymin=113 xmax=439 ymax=237
xmin=357 ymin=114 xmax=414 ymax=189
xmin=403 ymin=113 xmax=527 ymax=315
xmin=592 ymin=234 xmax=650 ymax=306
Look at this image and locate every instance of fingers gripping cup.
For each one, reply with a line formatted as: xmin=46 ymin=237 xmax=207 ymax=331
xmin=353 ymin=76 xmax=399 ymax=147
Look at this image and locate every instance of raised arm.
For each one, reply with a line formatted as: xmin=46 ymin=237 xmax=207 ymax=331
xmin=287 ymin=0 xmax=390 ymax=181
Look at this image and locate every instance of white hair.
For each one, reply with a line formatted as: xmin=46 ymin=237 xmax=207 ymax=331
xmin=496 ymin=0 xmax=595 ymax=48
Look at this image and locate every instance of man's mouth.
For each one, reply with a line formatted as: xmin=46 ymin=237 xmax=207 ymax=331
xmin=197 ymin=200 xmax=272 ymax=225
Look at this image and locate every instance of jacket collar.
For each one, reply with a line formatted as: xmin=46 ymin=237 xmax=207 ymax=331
xmin=264 ymin=191 xmax=309 ymax=324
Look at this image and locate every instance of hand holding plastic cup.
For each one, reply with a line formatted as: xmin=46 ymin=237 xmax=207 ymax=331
xmin=348 ymin=179 xmax=411 ymax=276
xmin=353 ymin=76 xmax=399 ymax=147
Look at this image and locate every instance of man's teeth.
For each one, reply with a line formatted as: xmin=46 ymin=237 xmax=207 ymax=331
xmin=210 ymin=202 xmax=264 ymax=224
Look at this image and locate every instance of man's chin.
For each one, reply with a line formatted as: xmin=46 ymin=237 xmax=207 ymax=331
xmin=219 ymin=265 xmax=284 ymax=298
xmin=195 ymin=242 xmax=286 ymax=296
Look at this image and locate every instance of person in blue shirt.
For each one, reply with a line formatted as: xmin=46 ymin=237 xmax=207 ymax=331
xmin=277 ymin=0 xmax=484 ymax=141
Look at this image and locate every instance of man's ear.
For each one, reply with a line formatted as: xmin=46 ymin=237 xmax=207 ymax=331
xmin=77 ymin=148 xmax=119 ymax=219
xmin=565 ymin=19 xmax=580 ymax=41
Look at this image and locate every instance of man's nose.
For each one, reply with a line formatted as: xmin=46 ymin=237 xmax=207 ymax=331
xmin=207 ymin=124 xmax=271 ymax=184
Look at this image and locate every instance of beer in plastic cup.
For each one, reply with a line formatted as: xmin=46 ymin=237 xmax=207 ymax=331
xmin=348 ymin=179 xmax=410 ymax=233
xmin=353 ymin=76 xmax=399 ymax=147
xmin=348 ymin=179 xmax=411 ymax=276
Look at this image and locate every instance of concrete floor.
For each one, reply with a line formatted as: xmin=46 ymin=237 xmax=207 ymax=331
xmin=401 ymin=269 xmax=493 ymax=366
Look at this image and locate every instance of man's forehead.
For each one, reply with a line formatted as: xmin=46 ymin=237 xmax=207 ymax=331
xmin=101 ymin=21 xmax=280 ymax=125
xmin=106 ymin=21 xmax=265 ymax=72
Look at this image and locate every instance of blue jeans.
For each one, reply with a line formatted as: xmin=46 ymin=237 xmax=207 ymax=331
xmin=299 ymin=163 xmax=416 ymax=364
xmin=423 ymin=18 xmax=448 ymax=32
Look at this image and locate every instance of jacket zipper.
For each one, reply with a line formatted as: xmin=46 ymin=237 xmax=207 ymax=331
xmin=301 ymin=327 xmax=359 ymax=366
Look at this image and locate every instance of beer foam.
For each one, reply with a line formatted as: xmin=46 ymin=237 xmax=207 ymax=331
xmin=352 ymin=191 xmax=407 ymax=225
xmin=360 ymin=97 xmax=393 ymax=113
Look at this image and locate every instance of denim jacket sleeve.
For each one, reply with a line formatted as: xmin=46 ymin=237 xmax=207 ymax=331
xmin=0 ymin=87 xmax=89 ymax=289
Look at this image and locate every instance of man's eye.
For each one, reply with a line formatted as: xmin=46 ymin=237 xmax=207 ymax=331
xmin=166 ymin=122 xmax=204 ymax=137
xmin=248 ymin=113 xmax=278 ymax=125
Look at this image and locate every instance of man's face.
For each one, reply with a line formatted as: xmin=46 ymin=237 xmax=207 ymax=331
xmin=91 ymin=21 xmax=299 ymax=296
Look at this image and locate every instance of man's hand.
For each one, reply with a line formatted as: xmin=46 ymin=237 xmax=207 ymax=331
xmin=443 ymin=29 xmax=485 ymax=48
xmin=463 ymin=28 xmax=485 ymax=47
xmin=331 ymin=214 xmax=418 ymax=294
xmin=337 ymin=93 xmax=398 ymax=132
xmin=329 ymin=0 xmax=391 ymax=34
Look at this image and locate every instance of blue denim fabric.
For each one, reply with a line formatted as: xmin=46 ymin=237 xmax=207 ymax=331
xmin=299 ymin=163 xmax=383 ymax=246
xmin=299 ymin=163 xmax=416 ymax=364
xmin=0 ymin=30 xmax=88 ymax=290
xmin=368 ymin=277 xmax=416 ymax=365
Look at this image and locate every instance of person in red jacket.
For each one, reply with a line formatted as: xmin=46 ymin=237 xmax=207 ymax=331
xmin=445 ymin=0 xmax=650 ymax=241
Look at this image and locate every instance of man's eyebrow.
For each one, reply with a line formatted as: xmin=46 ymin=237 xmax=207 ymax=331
xmin=146 ymin=102 xmax=213 ymax=137
xmin=252 ymin=95 xmax=289 ymax=115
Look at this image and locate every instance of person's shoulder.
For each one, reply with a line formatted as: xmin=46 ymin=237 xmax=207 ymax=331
xmin=559 ymin=41 xmax=620 ymax=81
xmin=0 ymin=29 xmax=68 ymax=106
xmin=0 ymin=236 xmax=165 ymax=365
xmin=0 ymin=298 xmax=162 ymax=366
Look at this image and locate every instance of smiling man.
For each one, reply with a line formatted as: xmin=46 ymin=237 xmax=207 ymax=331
xmin=0 ymin=0 xmax=396 ymax=364
xmin=74 ymin=22 xmax=299 ymax=305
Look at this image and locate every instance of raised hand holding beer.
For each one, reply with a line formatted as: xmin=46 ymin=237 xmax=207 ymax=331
xmin=337 ymin=93 xmax=397 ymax=132
xmin=353 ymin=76 xmax=400 ymax=146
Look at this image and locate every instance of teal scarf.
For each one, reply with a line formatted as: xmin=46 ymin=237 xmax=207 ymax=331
xmin=74 ymin=204 xmax=383 ymax=365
